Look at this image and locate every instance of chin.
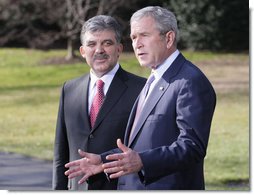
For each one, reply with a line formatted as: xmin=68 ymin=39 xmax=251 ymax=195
xmin=140 ymin=63 xmax=150 ymax=68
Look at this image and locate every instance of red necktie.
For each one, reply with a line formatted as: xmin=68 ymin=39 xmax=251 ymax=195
xmin=90 ymin=79 xmax=104 ymax=128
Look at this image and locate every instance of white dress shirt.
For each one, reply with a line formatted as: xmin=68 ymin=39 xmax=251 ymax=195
xmin=146 ymin=50 xmax=180 ymax=99
xmin=88 ymin=63 xmax=120 ymax=113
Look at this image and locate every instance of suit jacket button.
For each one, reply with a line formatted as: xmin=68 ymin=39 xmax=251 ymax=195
xmin=89 ymin=134 xmax=94 ymax=139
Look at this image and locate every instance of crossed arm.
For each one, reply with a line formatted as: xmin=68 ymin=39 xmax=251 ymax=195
xmin=65 ymin=139 xmax=143 ymax=184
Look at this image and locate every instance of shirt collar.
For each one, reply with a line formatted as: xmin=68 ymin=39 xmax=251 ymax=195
xmin=90 ymin=63 xmax=120 ymax=90
xmin=151 ymin=49 xmax=180 ymax=80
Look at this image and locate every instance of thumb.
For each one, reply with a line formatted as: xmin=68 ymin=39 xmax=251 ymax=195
xmin=78 ymin=149 xmax=87 ymax=158
xmin=117 ymin=139 xmax=129 ymax=152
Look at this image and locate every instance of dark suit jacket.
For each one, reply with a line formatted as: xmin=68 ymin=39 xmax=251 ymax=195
xmin=53 ymin=66 xmax=146 ymax=190
xmin=102 ymin=53 xmax=216 ymax=190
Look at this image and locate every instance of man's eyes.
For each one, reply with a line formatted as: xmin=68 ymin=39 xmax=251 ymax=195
xmin=86 ymin=42 xmax=96 ymax=47
xmin=86 ymin=41 xmax=113 ymax=47
xmin=104 ymin=41 xmax=113 ymax=46
xmin=131 ymin=33 xmax=149 ymax=40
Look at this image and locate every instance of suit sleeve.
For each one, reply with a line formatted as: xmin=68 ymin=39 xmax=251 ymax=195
xmin=138 ymin=73 xmax=216 ymax=185
xmin=52 ymin=84 xmax=69 ymax=190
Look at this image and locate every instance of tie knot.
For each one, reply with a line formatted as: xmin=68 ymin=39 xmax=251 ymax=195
xmin=142 ymin=74 xmax=155 ymax=98
xmin=146 ymin=74 xmax=155 ymax=86
xmin=96 ymin=79 xmax=104 ymax=90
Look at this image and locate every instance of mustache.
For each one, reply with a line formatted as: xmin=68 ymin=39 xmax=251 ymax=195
xmin=93 ymin=53 xmax=109 ymax=60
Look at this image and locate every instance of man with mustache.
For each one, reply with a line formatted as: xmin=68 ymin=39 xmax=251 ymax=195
xmin=52 ymin=15 xmax=146 ymax=190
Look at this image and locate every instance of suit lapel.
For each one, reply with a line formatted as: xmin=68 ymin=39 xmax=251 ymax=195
xmin=128 ymin=80 xmax=169 ymax=146
xmin=128 ymin=53 xmax=186 ymax=146
xmin=80 ymin=75 xmax=91 ymax=131
xmin=91 ymin=67 xmax=127 ymax=132
xmin=124 ymin=97 xmax=139 ymax=145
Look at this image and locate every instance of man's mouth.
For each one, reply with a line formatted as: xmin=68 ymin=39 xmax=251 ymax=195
xmin=137 ymin=53 xmax=146 ymax=56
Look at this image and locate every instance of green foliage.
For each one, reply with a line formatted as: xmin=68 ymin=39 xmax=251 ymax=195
xmin=164 ymin=0 xmax=248 ymax=51
xmin=0 ymin=0 xmax=249 ymax=52
xmin=0 ymin=48 xmax=249 ymax=190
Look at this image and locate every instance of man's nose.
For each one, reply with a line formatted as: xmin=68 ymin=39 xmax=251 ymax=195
xmin=133 ymin=39 xmax=143 ymax=49
xmin=95 ymin=45 xmax=105 ymax=53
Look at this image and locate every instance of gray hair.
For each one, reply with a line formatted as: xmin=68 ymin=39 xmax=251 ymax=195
xmin=80 ymin=15 xmax=122 ymax=44
xmin=130 ymin=6 xmax=179 ymax=44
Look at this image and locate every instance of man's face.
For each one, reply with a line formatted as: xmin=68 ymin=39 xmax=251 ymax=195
xmin=130 ymin=16 xmax=171 ymax=69
xmin=80 ymin=30 xmax=123 ymax=77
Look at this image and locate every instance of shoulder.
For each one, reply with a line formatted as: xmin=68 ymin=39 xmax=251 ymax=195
xmin=165 ymin=53 xmax=215 ymax=94
xmin=117 ymin=66 xmax=146 ymax=84
xmin=176 ymin=58 xmax=216 ymax=98
xmin=63 ymin=74 xmax=89 ymax=89
xmin=182 ymin=60 xmax=212 ymax=85
xmin=172 ymin=54 xmax=211 ymax=84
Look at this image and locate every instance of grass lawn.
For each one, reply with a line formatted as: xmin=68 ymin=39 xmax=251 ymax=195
xmin=0 ymin=48 xmax=249 ymax=190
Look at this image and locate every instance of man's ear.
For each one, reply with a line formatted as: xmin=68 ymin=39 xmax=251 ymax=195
xmin=80 ymin=46 xmax=86 ymax=58
xmin=117 ymin=43 xmax=123 ymax=58
xmin=166 ymin=31 xmax=175 ymax=49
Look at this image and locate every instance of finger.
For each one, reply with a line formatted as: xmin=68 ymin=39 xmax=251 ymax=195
xmin=68 ymin=170 xmax=83 ymax=179
xmin=117 ymin=139 xmax=129 ymax=152
xmin=104 ymin=166 xmax=122 ymax=174
xmin=64 ymin=170 xmax=70 ymax=176
xmin=109 ymin=170 xmax=125 ymax=179
xmin=103 ymin=160 xmax=122 ymax=169
xmin=78 ymin=175 xmax=90 ymax=184
xmin=65 ymin=159 xmax=81 ymax=168
xmin=78 ymin=149 xmax=87 ymax=158
xmin=106 ymin=153 xmax=124 ymax=161
xmin=65 ymin=169 xmax=73 ymax=176
xmin=64 ymin=166 xmax=80 ymax=176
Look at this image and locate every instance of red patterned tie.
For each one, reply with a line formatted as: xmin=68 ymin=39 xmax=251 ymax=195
xmin=90 ymin=79 xmax=104 ymax=128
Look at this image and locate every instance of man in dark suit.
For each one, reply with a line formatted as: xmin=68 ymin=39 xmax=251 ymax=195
xmin=64 ymin=6 xmax=216 ymax=190
xmin=52 ymin=15 xmax=146 ymax=190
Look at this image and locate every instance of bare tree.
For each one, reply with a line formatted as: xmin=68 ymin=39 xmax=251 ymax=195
xmin=0 ymin=0 xmax=136 ymax=60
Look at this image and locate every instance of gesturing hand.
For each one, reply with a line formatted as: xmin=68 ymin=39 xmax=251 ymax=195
xmin=103 ymin=139 xmax=143 ymax=179
xmin=64 ymin=149 xmax=103 ymax=184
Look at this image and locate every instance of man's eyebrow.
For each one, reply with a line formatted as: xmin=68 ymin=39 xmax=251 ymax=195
xmin=85 ymin=40 xmax=96 ymax=43
xmin=102 ymin=39 xmax=114 ymax=43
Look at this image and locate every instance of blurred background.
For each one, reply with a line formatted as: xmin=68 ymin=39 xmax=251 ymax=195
xmin=0 ymin=0 xmax=249 ymax=191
